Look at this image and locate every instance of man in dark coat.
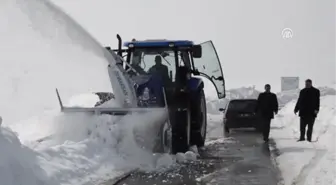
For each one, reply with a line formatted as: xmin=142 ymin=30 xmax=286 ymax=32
xmin=148 ymin=55 xmax=170 ymax=85
xmin=294 ymin=79 xmax=320 ymax=142
xmin=256 ymin=84 xmax=279 ymax=142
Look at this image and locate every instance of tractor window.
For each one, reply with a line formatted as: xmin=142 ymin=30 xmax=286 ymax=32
xmin=193 ymin=41 xmax=225 ymax=99
xmin=179 ymin=51 xmax=192 ymax=69
xmin=130 ymin=48 xmax=177 ymax=82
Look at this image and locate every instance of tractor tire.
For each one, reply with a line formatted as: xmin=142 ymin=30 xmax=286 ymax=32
xmin=171 ymin=109 xmax=191 ymax=154
xmin=155 ymin=120 xmax=172 ymax=154
xmin=190 ymin=90 xmax=207 ymax=147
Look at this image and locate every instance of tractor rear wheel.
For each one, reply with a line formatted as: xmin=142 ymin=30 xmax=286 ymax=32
xmin=190 ymin=90 xmax=207 ymax=147
xmin=171 ymin=109 xmax=191 ymax=154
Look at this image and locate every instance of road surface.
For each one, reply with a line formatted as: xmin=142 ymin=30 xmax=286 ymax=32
xmin=105 ymin=128 xmax=282 ymax=185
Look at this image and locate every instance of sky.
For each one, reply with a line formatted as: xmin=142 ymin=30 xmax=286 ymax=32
xmin=51 ymin=0 xmax=335 ymax=92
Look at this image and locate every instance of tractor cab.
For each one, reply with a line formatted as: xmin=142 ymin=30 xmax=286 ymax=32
xmin=116 ymin=38 xmax=226 ymax=104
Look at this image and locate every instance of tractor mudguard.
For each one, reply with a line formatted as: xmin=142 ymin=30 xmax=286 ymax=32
xmin=187 ymin=77 xmax=204 ymax=92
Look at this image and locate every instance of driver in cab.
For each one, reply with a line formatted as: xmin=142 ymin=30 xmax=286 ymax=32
xmin=148 ymin=55 xmax=170 ymax=84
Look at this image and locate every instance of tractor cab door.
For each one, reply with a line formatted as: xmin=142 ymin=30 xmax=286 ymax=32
xmin=192 ymin=41 xmax=226 ymax=99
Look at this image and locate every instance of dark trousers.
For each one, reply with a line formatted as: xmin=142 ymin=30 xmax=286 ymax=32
xmin=261 ymin=118 xmax=271 ymax=140
xmin=300 ymin=117 xmax=315 ymax=141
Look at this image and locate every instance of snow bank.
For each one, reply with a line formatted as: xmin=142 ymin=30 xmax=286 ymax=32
xmin=272 ymin=95 xmax=336 ymax=185
xmin=206 ymin=86 xmax=260 ymax=114
xmin=226 ymin=86 xmax=260 ymax=99
xmin=0 ymin=126 xmax=54 ymax=185
xmin=276 ymin=86 xmax=336 ymax=108
xmin=4 ymin=106 xmax=182 ymax=185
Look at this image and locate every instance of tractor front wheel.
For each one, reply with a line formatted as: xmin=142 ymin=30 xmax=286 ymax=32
xmin=159 ymin=120 xmax=173 ymax=153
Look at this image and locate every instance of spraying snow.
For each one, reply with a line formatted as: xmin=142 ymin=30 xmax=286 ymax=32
xmin=0 ymin=0 xmax=114 ymax=125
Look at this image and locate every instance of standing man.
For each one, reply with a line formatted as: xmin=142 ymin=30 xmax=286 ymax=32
xmin=294 ymin=79 xmax=320 ymax=142
xmin=256 ymin=84 xmax=279 ymax=142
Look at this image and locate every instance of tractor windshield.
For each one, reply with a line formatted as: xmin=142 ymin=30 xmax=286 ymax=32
xmin=130 ymin=48 xmax=177 ymax=83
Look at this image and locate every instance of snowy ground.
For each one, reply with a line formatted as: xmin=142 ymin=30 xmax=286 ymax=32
xmin=271 ymin=95 xmax=336 ymax=185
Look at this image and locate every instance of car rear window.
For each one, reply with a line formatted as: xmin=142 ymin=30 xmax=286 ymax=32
xmin=228 ymin=100 xmax=257 ymax=112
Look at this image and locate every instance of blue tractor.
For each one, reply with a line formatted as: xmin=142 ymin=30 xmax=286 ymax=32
xmin=105 ymin=35 xmax=226 ymax=154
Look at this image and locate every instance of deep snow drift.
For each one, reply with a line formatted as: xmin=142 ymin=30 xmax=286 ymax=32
xmin=272 ymin=94 xmax=336 ymax=185
xmin=0 ymin=109 xmax=178 ymax=185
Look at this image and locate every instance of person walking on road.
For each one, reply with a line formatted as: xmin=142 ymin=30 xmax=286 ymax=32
xmin=256 ymin=84 xmax=279 ymax=143
xmin=294 ymin=79 xmax=320 ymax=142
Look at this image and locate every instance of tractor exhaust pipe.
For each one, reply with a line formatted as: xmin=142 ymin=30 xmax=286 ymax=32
xmin=116 ymin=34 xmax=122 ymax=57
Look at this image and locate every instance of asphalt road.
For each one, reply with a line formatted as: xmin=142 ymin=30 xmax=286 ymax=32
xmin=106 ymin=129 xmax=282 ymax=185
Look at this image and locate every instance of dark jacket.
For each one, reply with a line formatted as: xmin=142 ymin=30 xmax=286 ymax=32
xmin=148 ymin=64 xmax=170 ymax=84
xmin=256 ymin=92 xmax=279 ymax=119
xmin=294 ymin=87 xmax=320 ymax=117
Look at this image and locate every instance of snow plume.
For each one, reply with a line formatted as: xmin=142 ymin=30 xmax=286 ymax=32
xmin=0 ymin=0 xmax=114 ymax=125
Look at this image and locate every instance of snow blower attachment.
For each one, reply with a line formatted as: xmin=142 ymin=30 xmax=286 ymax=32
xmin=57 ymin=34 xmax=226 ymax=154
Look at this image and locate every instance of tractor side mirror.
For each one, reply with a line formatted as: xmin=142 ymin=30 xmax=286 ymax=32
xmin=192 ymin=45 xmax=202 ymax=58
xmin=219 ymin=108 xmax=226 ymax=112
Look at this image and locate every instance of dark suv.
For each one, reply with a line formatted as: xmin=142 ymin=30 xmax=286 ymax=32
xmin=219 ymin=99 xmax=260 ymax=133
